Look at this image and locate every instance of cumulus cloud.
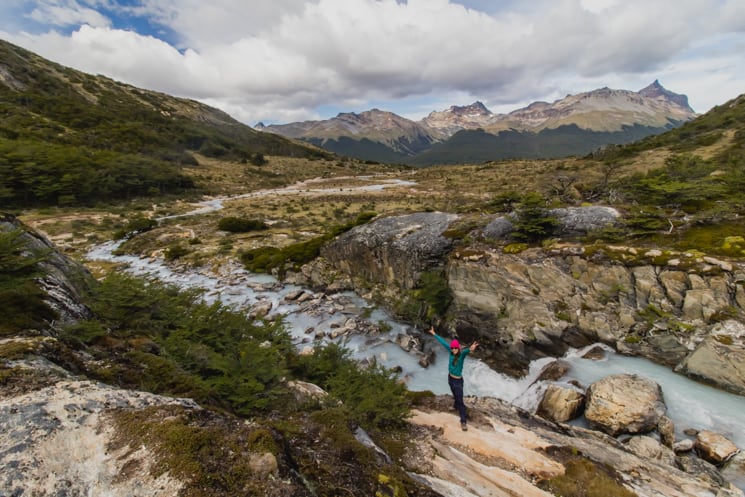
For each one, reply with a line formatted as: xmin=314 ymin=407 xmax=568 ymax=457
xmin=27 ymin=0 xmax=112 ymax=28
xmin=2 ymin=0 xmax=745 ymax=124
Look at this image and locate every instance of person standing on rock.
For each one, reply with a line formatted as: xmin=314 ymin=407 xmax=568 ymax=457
xmin=428 ymin=326 xmax=479 ymax=431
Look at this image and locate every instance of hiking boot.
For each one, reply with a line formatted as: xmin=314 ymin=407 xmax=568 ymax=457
xmin=461 ymin=422 xmax=468 ymax=431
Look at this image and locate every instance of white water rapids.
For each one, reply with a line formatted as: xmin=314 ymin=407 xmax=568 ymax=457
xmin=86 ymin=178 xmax=745 ymax=463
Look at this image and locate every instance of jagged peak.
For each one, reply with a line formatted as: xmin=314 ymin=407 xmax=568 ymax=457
xmin=638 ymin=80 xmax=692 ymax=110
xmin=446 ymin=101 xmax=492 ymax=115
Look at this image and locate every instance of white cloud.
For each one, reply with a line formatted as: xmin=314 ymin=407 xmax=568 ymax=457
xmin=27 ymin=0 xmax=111 ymax=28
xmin=2 ymin=0 xmax=745 ymax=124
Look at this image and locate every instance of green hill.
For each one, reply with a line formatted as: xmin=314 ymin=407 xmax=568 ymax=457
xmin=409 ymin=123 xmax=677 ymax=166
xmin=0 ymin=39 xmax=327 ymax=208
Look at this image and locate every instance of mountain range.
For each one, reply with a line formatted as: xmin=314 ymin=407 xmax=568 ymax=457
xmin=257 ymin=81 xmax=697 ymax=165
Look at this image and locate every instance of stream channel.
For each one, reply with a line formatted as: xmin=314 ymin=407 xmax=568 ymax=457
xmin=87 ymin=177 xmax=745 ymax=485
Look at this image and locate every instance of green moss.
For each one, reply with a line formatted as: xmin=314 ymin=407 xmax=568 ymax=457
xmin=638 ymin=304 xmax=672 ymax=324
xmin=503 ymin=243 xmax=528 ymax=254
xmin=246 ymin=427 xmax=279 ymax=455
xmin=709 ymin=306 xmax=740 ymax=323
xmin=0 ymin=340 xmax=37 ymax=360
xmin=540 ymin=456 xmax=638 ymax=497
xmin=110 ymin=406 xmax=279 ymax=495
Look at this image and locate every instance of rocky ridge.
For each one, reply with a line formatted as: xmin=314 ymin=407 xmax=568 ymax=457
xmin=305 ymin=208 xmax=745 ymax=394
xmin=259 ymin=81 xmax=696 ymax=161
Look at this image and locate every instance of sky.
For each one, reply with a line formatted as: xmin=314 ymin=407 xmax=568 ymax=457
xmin=1 ymin=0 xmax=745 ymax=126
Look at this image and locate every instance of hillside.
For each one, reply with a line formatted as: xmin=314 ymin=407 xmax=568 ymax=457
xmin=0 ymin=39 xmax=330 ymax=208
xmin=3 ymin=36 xmax=745 ymax=497
xmin=261 ymin=81 xmax=696 ymax=165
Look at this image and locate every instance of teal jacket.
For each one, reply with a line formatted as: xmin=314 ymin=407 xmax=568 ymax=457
xmin=433 ymin=334 xmax=471 ymax=377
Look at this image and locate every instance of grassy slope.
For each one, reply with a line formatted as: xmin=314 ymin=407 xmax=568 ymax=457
xmin=0 ymin=39 xmax=330 ymax=208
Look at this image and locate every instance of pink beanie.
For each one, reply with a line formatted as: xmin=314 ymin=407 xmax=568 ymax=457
xmin=450 ymin=339 xmax=460 ymax=349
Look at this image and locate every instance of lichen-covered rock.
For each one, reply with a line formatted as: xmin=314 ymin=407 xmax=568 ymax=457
xmin=482 ymin=216 xmax=514 ymax=239
xmin=548 ymin=206 xmax=621 ymax=235
xmin=584 ymin=374 xmax=666 ymax=437
xmin=321 ymin=212 xmax=459 ymax=290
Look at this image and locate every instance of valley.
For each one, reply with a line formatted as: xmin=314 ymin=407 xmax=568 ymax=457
xmin=3 ymin=36 xmax=745 ymax=497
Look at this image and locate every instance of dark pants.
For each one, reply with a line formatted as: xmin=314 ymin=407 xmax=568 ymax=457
xmin=448 ymin=375 xmax=467 ymax=424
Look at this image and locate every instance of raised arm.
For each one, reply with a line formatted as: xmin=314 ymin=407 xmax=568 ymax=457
xmin=429 ymin=326 xmax=451 ymax=350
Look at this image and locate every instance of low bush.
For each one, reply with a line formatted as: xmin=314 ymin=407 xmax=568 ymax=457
xmin=217 ymin=216 xmax=268 ymax=233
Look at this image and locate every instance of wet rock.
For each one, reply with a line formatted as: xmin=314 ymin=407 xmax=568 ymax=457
xmin=395 ymin=333 xmax=418 ymax=352
xmin=695 ymin=430 xmax=740 ymax=465
xmin=417 ymin=349 xmax=436 ymax=369
xmin=585 ymin=374 xmax=666 ymax=437
xmin=676 ymin=322 xmax=745 ymax=396
xmin=673 ymin=439 xmax=695 ymax=453
xmin=535 ymin=359 xmax=570 ymax=382
xmin=722 ymin=452 xmax=745 ymax=492
xmin=535 ymin=383 xmax=585 ymax=423
xmin=248 ymin=300 xmax=272 ymax=318
xmin=580 ymin=345 xmax=607 ymax=361
xmin=658 ymin=415 xmax=675 ymax=448
xmin=284 ymin=289 xmax=305 ymax=301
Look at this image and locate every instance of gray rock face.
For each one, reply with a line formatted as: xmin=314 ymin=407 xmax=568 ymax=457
xmin=445 ymin=245 xmax=745 ymax=383
xmin=1 ymin=214 xmax=94 ymax=326
xmin=0 ymin=379 xmax=198 ymax=496
xmin=676 ymin=320 xmax=745 ymax=396
xmin=321 ymin=212 xmax=459 ymax=290
xmin=548 ymin=206 xmax=621 ymax=235
xmin=482 ymin=216 xmax=514 ymax=239
xmin=584 ymin=374 xmax=667 ymax=437
xmin=315 ymin=208 xmax=745 ymax=384
xmin=481 ymin=206 xmax=620 ymax=240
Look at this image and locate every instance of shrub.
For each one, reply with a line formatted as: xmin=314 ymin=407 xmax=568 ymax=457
xmin=217 ymin=216 xmax=268 ymax=233
xmin=164 ymin=244 xmax=189 ymax=260
xmin=113 ymin=215 xmax=157 ymax=240
xmin=511 ymin=192 xmax=558 ymax=243
xmin=290 ymin=343 xmax=410 ymax=429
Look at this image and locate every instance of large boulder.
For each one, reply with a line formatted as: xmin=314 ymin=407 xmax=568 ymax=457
xmin=549 ymin=206 xmax=621 ymax=235
xmin=535 ymin=383 xmax=585 ymax=423
xmin=584 ymin=374 xmax=666 ymax=437
xmin=321 ymin=212 xmax=458 ymax=290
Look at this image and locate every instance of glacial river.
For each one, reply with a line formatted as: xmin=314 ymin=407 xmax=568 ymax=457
xmin=87 ymin=177 xmax=745 ymax=468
